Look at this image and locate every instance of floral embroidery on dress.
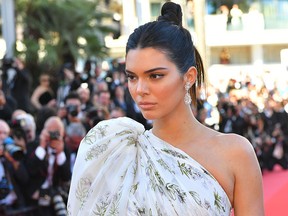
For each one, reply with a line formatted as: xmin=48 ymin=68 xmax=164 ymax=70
xmin=75 ymin=177 xmax=92 ymax=208
xmin=67 ymin=117 xmax=232 ymax=215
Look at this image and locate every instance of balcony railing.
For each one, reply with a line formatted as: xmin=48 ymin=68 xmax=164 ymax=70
xmin=205 ymin=1 xmax=288 ymax=31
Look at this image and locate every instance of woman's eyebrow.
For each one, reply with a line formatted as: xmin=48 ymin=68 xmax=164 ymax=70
xmin=125 ymin=67 xmax=168 ymax=74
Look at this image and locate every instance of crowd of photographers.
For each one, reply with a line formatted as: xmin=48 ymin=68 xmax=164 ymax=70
xmin=0 ymin=57 xmax=148 ymax=215
xmin=0 ymin=56 xmax=288 ymax=215
xmin=219 ymin=79 xmax=288 ymax=171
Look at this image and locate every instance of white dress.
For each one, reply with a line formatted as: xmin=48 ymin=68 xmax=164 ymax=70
xmin=67 ymin=117 xmax=232 ymax=216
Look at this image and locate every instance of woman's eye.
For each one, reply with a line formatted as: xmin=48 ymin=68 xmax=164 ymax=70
xmin=126 ymin=74 xmax=136 ymax=81
xmin=150 ymin=74 xmax=163 ymax=79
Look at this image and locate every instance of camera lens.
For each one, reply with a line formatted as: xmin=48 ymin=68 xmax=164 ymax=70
xmin=3 ymin=137 xmax=24 ymax=161
xmin=53 ymin=194 xmax=67 ymax=216
xmin=49 ymin=131 xmax=60 ymax=140
xmin=66 ymin=105 xmax=78 ymax=117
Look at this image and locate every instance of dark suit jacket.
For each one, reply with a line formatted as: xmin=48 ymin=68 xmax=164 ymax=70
xmin=24 ymin=138 xmax=71 ymax=200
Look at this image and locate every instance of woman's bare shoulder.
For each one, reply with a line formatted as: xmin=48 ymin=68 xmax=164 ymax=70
xmin=211 ymin=132 xmax=255 ymax=156
xmin=210 ymin=132 xmax=260 ymax=177
xmin=203 ymin=131 xmax=258 ymax=175
xmin=210 ymin=133 xmax=264 ymax=214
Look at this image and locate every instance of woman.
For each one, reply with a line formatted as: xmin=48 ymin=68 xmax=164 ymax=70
xmin=67 ymin=2 xmax=264 ymax=215
xmin=31 ymin=73 xmax=55 ymax=110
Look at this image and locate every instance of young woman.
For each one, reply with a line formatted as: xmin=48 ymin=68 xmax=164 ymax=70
xmin=31 ymin=73 xmax=55 ymax=110
xmin=67 ymin=2 xmax=264 ymax=215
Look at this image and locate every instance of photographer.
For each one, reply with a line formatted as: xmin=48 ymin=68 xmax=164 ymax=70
xmin=64 ymin=122 xmax=85 ymax=174
xmin=11 ymin=113 xmax=37 ymax=149
xmin=64 ymin=91 xmax=85 ymax=123
xmin=0 ymin=120 xmax=30 ymax=212
xmin=1 ymin=57 xmax=33 ymax=113
xmin=63 ymin=92 xmax=86 ymax=168
xmin=0 ymin=88 xmax=17 ymax=122
xmin=25 ymin=116 xmax=71 ymax=216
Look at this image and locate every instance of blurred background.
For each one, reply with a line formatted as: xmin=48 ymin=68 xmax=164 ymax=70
xmin=1 ymin=0 xmax=288 ymax=98
xmin=0 ymin=1 xmax=288 ymax=215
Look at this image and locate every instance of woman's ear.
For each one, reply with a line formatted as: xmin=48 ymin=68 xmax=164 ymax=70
xmin=184 ymin=66 xmax=197 ymax=85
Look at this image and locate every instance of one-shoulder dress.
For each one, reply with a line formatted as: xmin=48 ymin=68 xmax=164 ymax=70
xmin=67 ymin=117 xmax=232 ymax=216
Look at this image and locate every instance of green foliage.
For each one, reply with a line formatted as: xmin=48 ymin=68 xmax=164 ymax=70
xmin=15 ymin=0 xmax=114 ymax=76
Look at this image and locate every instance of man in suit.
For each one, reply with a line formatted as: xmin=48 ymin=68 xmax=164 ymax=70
xmin=25 ymin=116 xmax=71 ymax=216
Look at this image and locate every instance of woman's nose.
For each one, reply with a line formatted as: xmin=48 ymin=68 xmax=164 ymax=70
xmin=136 ymin=79 xmax=149 ymax=96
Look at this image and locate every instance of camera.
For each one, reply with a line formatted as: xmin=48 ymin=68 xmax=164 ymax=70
xmin=10 ymin=118 xmax=26 ymax=129
xmin=9 ymin=118 xmax=28 ymax=143
xmin=2 ymin=57 xmax=15 ymax=69
xmin=66 ymin=104 xmax=79 ymax=117
xmin=3 ymin=137 xmax=24 ymax=161
xmin=49 ymin=131 xmax=60 ymax=140
xmin=53 ymin=194 xmax=67 ymax=216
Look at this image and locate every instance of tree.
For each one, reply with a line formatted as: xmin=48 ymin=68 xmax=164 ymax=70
xmin=15 ymin=0 xmax=115 ymax=86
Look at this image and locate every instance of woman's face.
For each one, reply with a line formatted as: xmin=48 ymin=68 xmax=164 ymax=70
xmin=126 ymin=47 xmax=186 ymax=120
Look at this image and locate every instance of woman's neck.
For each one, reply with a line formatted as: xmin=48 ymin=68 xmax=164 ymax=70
xmin=152 ymin=107 xmax=202 ymax=147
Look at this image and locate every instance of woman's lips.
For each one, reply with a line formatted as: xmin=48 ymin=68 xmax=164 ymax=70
xmin=138 ymin=102 xmax=157 ymax=110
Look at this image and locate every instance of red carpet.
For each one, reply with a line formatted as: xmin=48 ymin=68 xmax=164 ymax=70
xmin=263 ymin=165 xmax=288 ymax=216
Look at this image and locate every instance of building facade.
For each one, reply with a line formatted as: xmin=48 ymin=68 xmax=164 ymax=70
xmin=105 ymin=0 xmax=288 ymax=69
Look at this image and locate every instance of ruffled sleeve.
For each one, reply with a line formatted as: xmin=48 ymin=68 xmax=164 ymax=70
xmin=67 ymin=117 xmax=145 ymax=215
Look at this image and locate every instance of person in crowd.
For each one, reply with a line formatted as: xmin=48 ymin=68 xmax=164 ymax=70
xmin=25 ymin=116 xmax=71 ymax=216
xmin=76 ymin=85 xmax=94 ymax=120
xmin=63 ymin=92 xmax=86 ymax=169
xmin=270 ymin=123 xmax=288 ymax=170
xmin=35 ymin=106 xmax=57 ymax=137
xmin=110 ymin=106 xmax=126 ymax=119
xmin=95 ymin=90 xmax=113 ymax=114
xmin=64 ymin=120 xmax=86 ymax=173
xmin=1 ymin=57 xmax=33 ymax=113
xmin=80 ymin=59 xmax=98 ymax=93
xmin=56 ymin=62 xmax=76 ymax=106
xmin=68 ymin=2 xmax=264 ymax=215
xmin=93 ymin=80 xmax=109 ymax=95
xmin=11 ymin=109 xmax=27 ymax=121
xmin=247 ymin=113 xmax=271 ymax=171
xmin=109 ymin=70 xmax=122 ymax=93
xmin=218 ymin=102 xmax=247 ymax=136
xmin=0 ymin=89 xmax=17 ymax=122
xmin=31 ymin=73 xmax=56 ymax=111
xmin=230 ymin=4 xmax=243 ymax=30
xmin=83 ymin=107 xmax=106 ymax=131
xmin=63 ymin=91 xmax=85 ymax=127
xmin=0 ymin=119 xmax=30 ymax=211
xmin=11 ymin=113 xmax=37 ymax=147
xmin=111 ymin=84 xmax=128 ymax=114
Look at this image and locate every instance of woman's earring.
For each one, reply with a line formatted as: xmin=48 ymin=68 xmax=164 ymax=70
xmin=184 ymin=82 xmax=192 ymax=105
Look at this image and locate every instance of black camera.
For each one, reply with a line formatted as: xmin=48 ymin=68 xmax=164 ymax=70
xmin=10 ymin=118 xmax=26 ymax=129
xmin=2 ymin=57 xmax=15 ymax=69
xmin=3 ymin=137 xmax=24 ymax=161
xmin=49 ymin=131 xmax=60 ymax=140
xmin=66 ymin=105 xmax=79 ymax=117
xmin=9 ymin=118 xmax=28 ymax=143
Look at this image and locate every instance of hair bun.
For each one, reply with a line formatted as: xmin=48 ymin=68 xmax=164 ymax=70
xmin=157 ymin=2 xmax=182 ymax=27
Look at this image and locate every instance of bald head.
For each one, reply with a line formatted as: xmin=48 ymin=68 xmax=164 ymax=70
xmin=12 ymin=109 xmax=27 ymax=120
xmin=44 ymin=116 xmax=65 ymax=137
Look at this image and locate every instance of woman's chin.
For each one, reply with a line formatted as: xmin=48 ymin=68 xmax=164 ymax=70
xmin=141 ymin=112 xmax=158 ymax=121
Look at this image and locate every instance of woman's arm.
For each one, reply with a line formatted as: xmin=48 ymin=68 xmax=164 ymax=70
xmin=231 ymin=135 xmax=264 ymax=215
xmin=31 ymin=87 xmax=43 ymax=109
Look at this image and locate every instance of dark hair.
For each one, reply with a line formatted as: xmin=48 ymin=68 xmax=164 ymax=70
xmin=64 ymin=91 xmax=81 ymax=104
xmin=126 ymin=2 xmax=205 ymax=106
xmin=35 ymin=106 xmax=57 ymax=134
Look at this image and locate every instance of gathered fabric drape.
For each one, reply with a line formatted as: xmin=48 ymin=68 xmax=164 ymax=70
xmin=67 ymin=117 xmax=231 ymax=216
